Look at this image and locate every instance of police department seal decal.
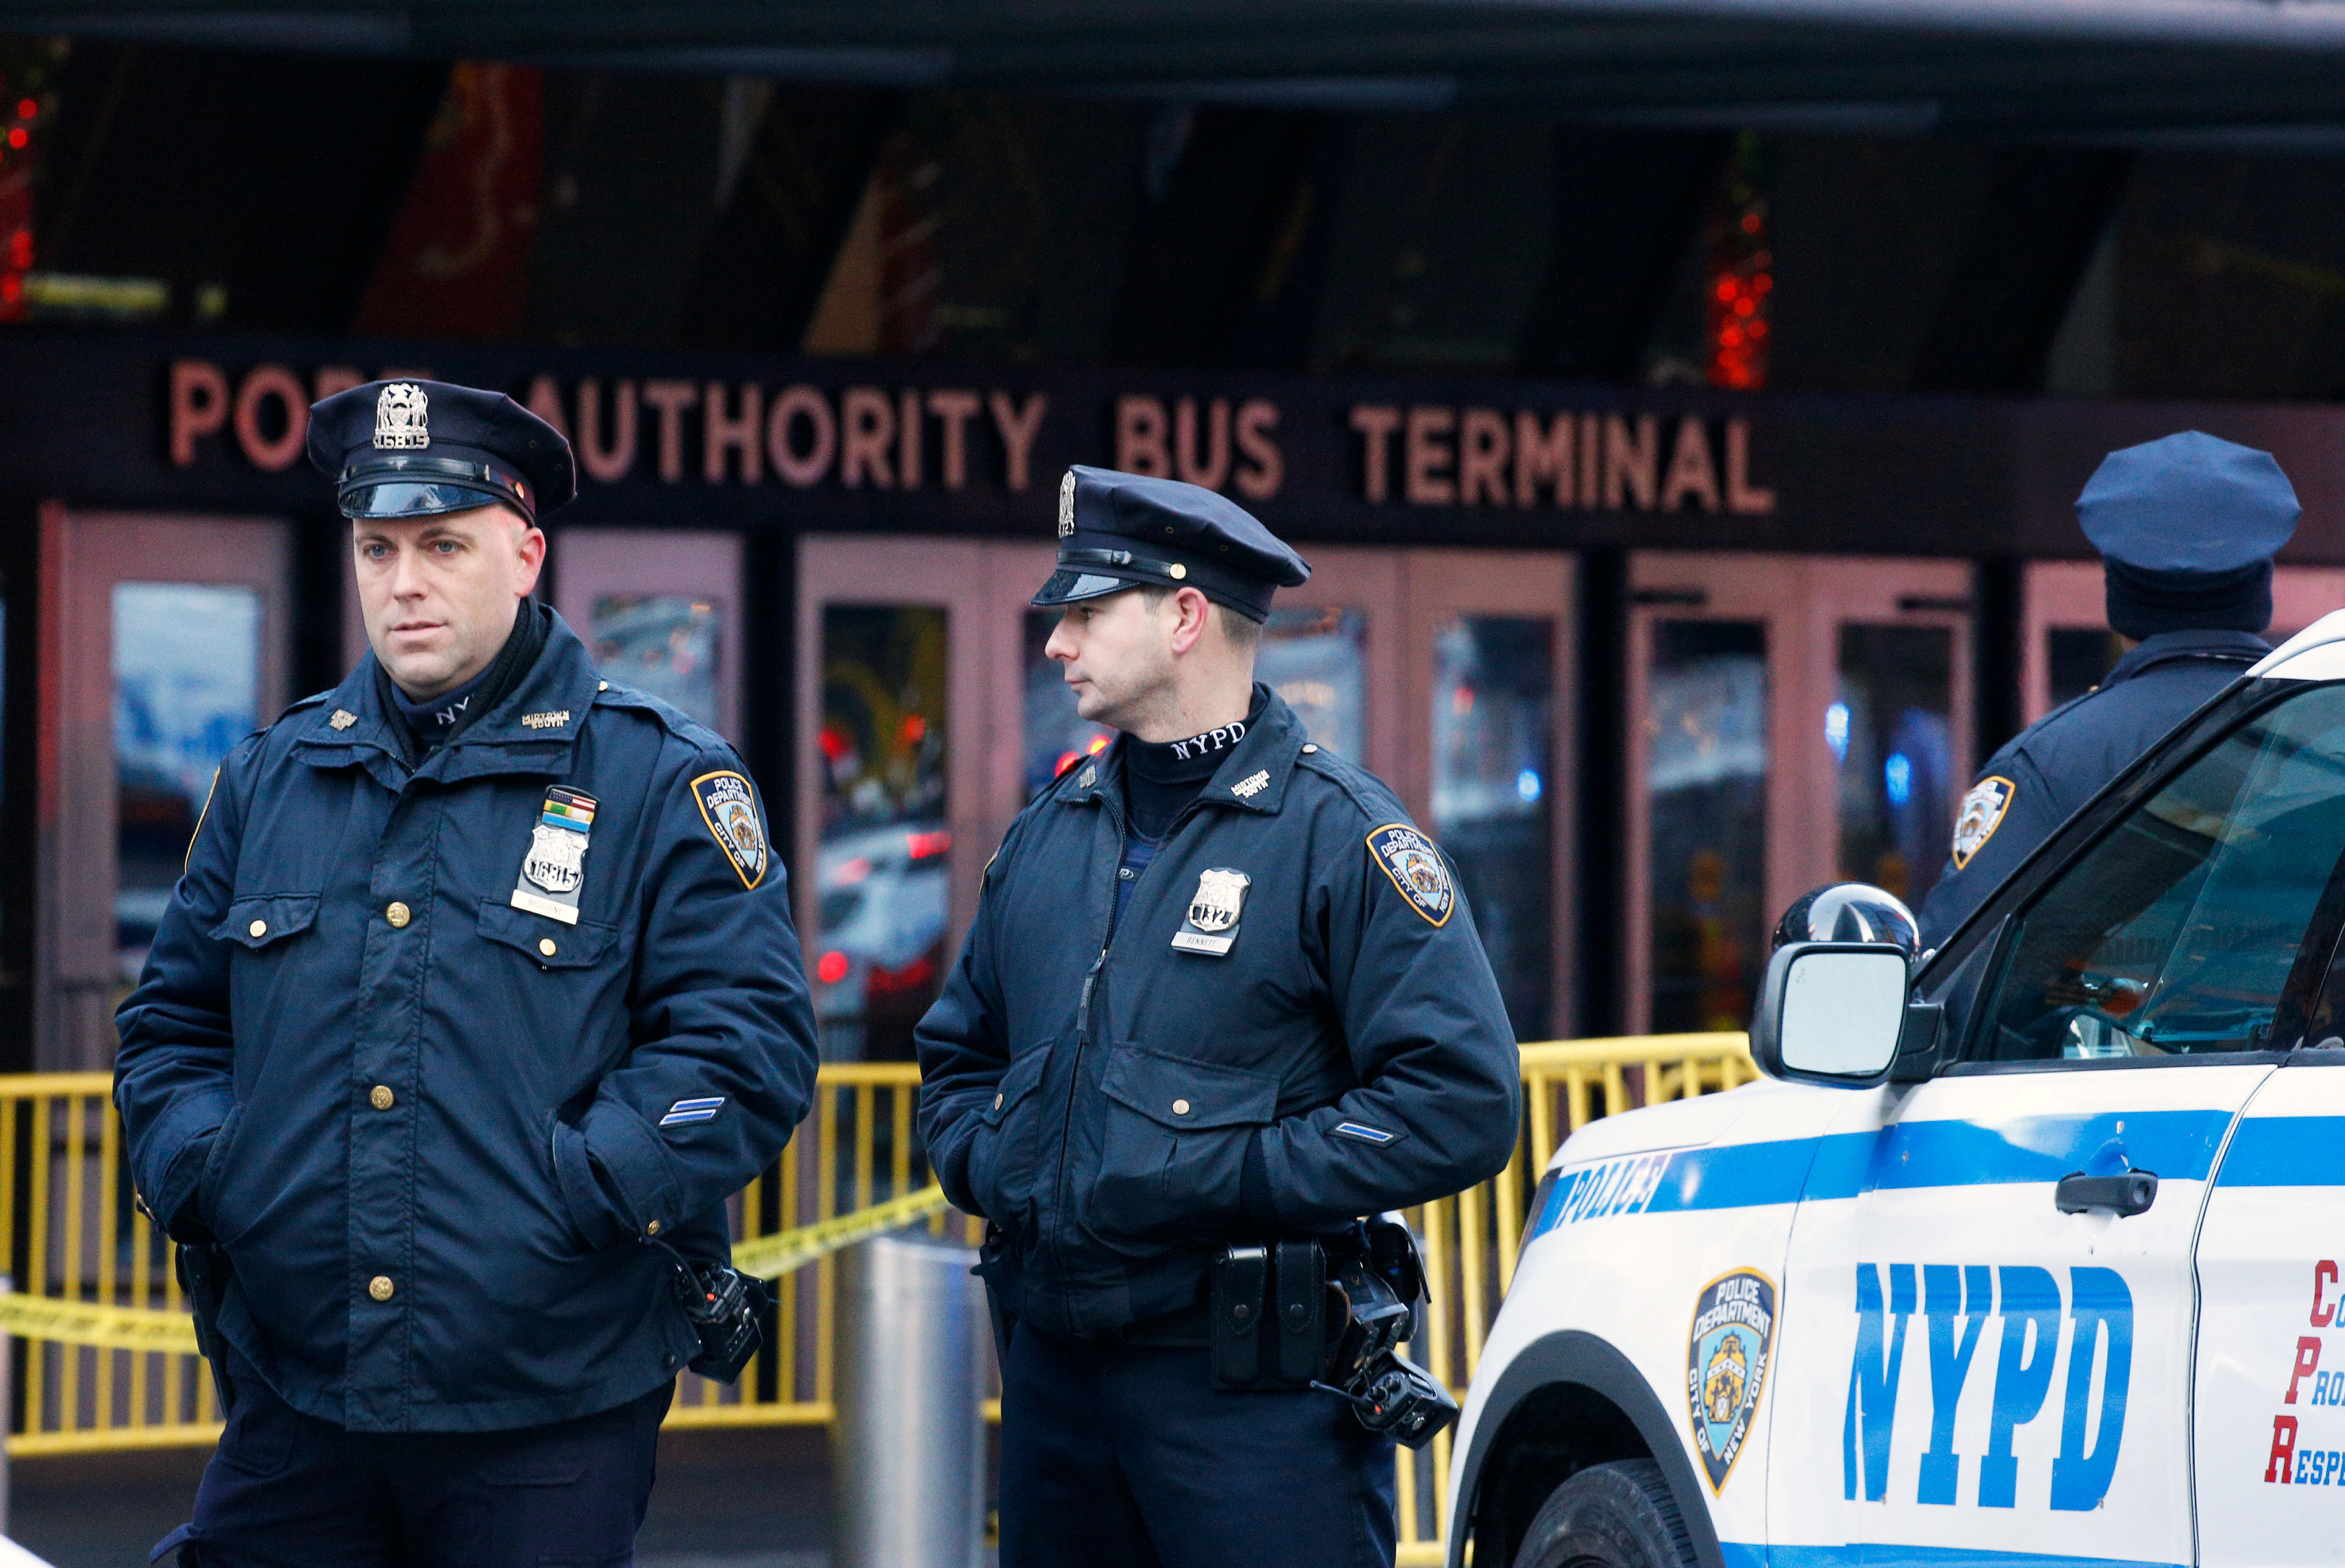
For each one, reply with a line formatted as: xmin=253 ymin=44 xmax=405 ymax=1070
xmin=374 ymin=382 xmax=429 ymax=449
xmin=1686 ymin=1269 xmax=1775 ymax=1493
xmin=1950 ymin=776 xmax=2015 ymax=869
xmin=691 ymin=770 xmax=768 ymax=889
xmin=1367 ymin=824 xmax=1454 ymax=927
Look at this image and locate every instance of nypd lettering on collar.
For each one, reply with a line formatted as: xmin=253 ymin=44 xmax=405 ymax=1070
xmin=1168 ymin=720 xmax=1246 ymax=762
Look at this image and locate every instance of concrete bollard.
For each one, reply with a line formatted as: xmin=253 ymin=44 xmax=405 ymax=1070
xmin=831 ymin=1232 xmax=988 ymax=1568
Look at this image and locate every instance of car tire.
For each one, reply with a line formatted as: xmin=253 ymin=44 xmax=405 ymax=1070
xmin=1509 ymin=1458 xmax=1700 ymax=1568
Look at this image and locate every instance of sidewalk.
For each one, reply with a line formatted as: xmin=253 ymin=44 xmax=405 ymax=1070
xmin=9 ymin=1427 xmax=837 ymax=1567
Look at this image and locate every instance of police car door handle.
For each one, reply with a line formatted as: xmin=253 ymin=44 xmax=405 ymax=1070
xmin=2054 ymin=1169 xmax=2158 ymax=1217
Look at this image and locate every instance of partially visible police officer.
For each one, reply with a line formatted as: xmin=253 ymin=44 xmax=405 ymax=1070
xmin=916 ymin=467 xmax=1522 ymax=1568
xmin=114 ymin=380 xmax=819 ymax=1565
xmin=1919 ymin=430 xmax=2301 ymax=947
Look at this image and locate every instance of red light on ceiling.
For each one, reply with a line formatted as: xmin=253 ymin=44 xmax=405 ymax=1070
xmin=13 ymin=100 xmax=30 ymax=121
xmin=815 ymin=950 xmax=850 ymax=985
xmin=899 ymin=714 xmax=927 ymax=745
xmin=9 ymin=129 xmax=28 ymax=150
xmin=1705 ymin=132 xmax=1771 ymax=392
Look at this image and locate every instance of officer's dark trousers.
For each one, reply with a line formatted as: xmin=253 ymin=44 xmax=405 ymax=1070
xmin=152 ymin=1359 xmax=671 ymax=1567
xmin=999 ymin=1319 xmax=1398 ymax=1568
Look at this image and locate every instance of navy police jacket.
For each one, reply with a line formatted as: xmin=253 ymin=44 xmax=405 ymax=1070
xmin=915 ymin=691 xmax=1522 ymax=1340
xmin=113 ymin=612 xmax=818 ymax=1432
xmin=1918 ymin=627 xmax=2269 ymax=947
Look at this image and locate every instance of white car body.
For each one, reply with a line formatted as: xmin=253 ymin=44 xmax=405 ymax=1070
xmin=1448 ymin=610 xmax=2345 ymax=1568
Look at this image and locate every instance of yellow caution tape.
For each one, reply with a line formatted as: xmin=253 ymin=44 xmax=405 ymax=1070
xmin=731 ymin=1185 xmax=956 ymax=1279
xmin=0 ymin=1187 xmax=959 ymax=1354
xmin=0 ymin=1293 xmax=199 ymax=1354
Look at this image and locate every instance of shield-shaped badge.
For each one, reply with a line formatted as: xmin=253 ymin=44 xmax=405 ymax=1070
xmin=1685 ymin=1269 xmax=1776 ymax=1492
xmin=374 ymin=382 xmax=430 ymax=450
xmin=1172 ymin=868 xmax=1252 ymax=956
xmin=1950 ymin=776 xmax=2015 ymax=869
xmin=511 ymin=786 xmax=597 ymax=925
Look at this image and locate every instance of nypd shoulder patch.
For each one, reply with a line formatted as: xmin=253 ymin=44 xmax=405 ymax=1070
xmin=1367 ymin=823 xmax=1455 ymax=927
xmin=1950 ymin=776 xmax=2015 ymax=869
xmin=692 ymin=770 xmax=768 ymax=889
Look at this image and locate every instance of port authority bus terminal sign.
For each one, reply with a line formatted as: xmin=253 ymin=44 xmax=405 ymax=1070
xmin=6 ymin=330 xmax=2345 ymax=559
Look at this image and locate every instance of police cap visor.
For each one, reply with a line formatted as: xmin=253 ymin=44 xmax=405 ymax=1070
xmin=1032 ymin=568 xmax=1154 ymax=607
xmin=340 ymin=480 xmax=517 ymax=522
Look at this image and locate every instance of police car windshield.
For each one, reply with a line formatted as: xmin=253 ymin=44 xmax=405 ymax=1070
xmin=1982 ymin=681 xmax=2345 ymax=1061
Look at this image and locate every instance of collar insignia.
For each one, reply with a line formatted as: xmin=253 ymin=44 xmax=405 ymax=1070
xmin=1078 ymin=766 xmax=1096 ymax=788
xmin=328 ymin=709 xmax=358 ymax=731
xmin=1231 ymin=769 xmax=1270 ymax=799
xmin=521 ymin=710 xmax=570 ymax=731
xmin=374 ymin=382 xmax=429 ymax=450
xmin=1172 ymin=868 xmax=1251 ymax=956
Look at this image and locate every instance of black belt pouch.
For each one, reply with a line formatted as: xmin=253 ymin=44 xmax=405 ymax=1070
xmin=1211 ymin=1240 xmax=1325 ymax=1390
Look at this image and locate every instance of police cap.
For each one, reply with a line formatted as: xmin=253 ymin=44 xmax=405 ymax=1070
xmin=2077 ymin=431 xmax=2300 ymax=638
xmin=1031 ymin=466 xmax=1311 ymax=622
xmin=307 ymin=379 xmax=577 ymax=526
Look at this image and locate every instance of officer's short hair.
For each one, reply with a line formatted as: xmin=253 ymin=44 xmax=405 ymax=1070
xmin=1135 ymin=583 xmax=1263 ymax=654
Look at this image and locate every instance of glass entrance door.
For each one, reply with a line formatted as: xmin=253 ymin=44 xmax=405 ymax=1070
xmin=38 ymin=506 xmax=291 ymax=1071
xmin=553 ymin=528 xmax=743 ymax=743
xmin=2023 ymin=560 xmax=2345 ymax=723
xmin=1627 ymin=553 xmax=1970 ymax=1034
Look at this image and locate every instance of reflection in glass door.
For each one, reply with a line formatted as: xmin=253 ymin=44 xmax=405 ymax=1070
xmin=1833 ymin=626 xmax=1956 ymax=908
xmin=40 ymin=508 xmax=289 ymax=1071
xmin=1644 ymin=620 xmax=1769 ymax=1034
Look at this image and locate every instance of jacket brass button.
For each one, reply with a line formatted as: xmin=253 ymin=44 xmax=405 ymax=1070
xmin=645 ymin=1220 xmax=661 ymax=1236
xmin=994 ymin=1093 xmax=1004 ymax=1110
xmin=1172 ymin=1099 xmax=1191 ymax=1116
xmin=1301 ymin=743 xmax=1319 ymax=754
xmin=385 ymin=902 xmax=410 ymax=928
xmin=369 ymin=1085 xmax=394 ymax=1111
xmin=368 ymin=1275 xmax=395 ymax=1302
xmin=247 ymin=919 xmax=267 ymax=938
xmin=539 ymin=938 xmax=557 ymax=957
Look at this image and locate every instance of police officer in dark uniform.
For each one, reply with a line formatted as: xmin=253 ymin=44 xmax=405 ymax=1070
xmin=114 ymin=380 xmax=820 ymax=1565
xmin=1919 ymin=430 xmax=2301 ymax=947
xmin=916 ymin=466 xmax=1522 ymax=1568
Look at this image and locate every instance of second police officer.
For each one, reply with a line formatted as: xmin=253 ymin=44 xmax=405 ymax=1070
xmin=916 ymin=467 xmax=1523 ymax=1567
xmin=1918 ymin=429 xmax=2301 ymax=948
xmin=114 ymin=380 xmax=820 ymax=1564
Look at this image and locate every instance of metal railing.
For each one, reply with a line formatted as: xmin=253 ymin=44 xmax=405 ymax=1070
xmin=0 ymin=1034 xmax=1755 ymax=1554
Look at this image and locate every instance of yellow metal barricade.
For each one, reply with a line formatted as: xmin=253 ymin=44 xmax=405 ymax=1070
xmin=0 ymin=1035 xmax=1755 ymax=1560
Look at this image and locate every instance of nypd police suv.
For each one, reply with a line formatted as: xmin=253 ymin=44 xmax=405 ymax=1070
xmin=1453 ymin=612 xmax=2345 ymax=1568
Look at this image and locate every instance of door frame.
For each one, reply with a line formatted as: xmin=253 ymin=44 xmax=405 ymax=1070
xmin=38 ymin=503 xmax=291 ymax=1071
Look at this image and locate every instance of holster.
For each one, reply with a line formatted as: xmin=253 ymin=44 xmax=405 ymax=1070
xmin=1211 ymin=1239 xmax=1326 ymax=1391
xmin=174 ymin=1242 xmax=236 ymax=1412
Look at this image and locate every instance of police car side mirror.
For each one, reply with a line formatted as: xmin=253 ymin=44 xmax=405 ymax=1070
xmin=1751 ymin=942 xmax=1910 ymax=1087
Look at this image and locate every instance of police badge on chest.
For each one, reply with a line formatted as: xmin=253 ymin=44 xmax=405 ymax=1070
xmin=511 ymin=786 xmax=597 ymax=925
xmin=1172 ymin=868 xmax=1252 ymax=956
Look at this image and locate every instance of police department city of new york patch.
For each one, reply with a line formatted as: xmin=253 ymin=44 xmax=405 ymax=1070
xmin=1685 ymin=1269 xmax=1776 ymax=1494
xmin=1367 ymin=824 xmax=1455 ymax=927
xmin=1172 ymin=868 xmax=1251 ymax=956
xmin=693 ymin=770 xmax=768 ymax=889
xmin=1950 ymin=776 xmax=2016 ymax=869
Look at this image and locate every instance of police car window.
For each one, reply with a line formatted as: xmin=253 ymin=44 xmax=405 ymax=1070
xmin=1981 ymin=683 xmax=2345 ymax=1061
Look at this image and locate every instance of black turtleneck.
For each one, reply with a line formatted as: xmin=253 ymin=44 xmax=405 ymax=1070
xmin=379 ymin=598 xmax=549 ymax=758
xmin=1112 ymin=687 xmax=1267 ymax=932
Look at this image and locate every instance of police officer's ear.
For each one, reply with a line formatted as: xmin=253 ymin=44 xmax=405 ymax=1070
xmin=1165 ymin=586 xmax=1216 ymax=657
xmin=508 ymin=512 xmax=547 ymax=598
